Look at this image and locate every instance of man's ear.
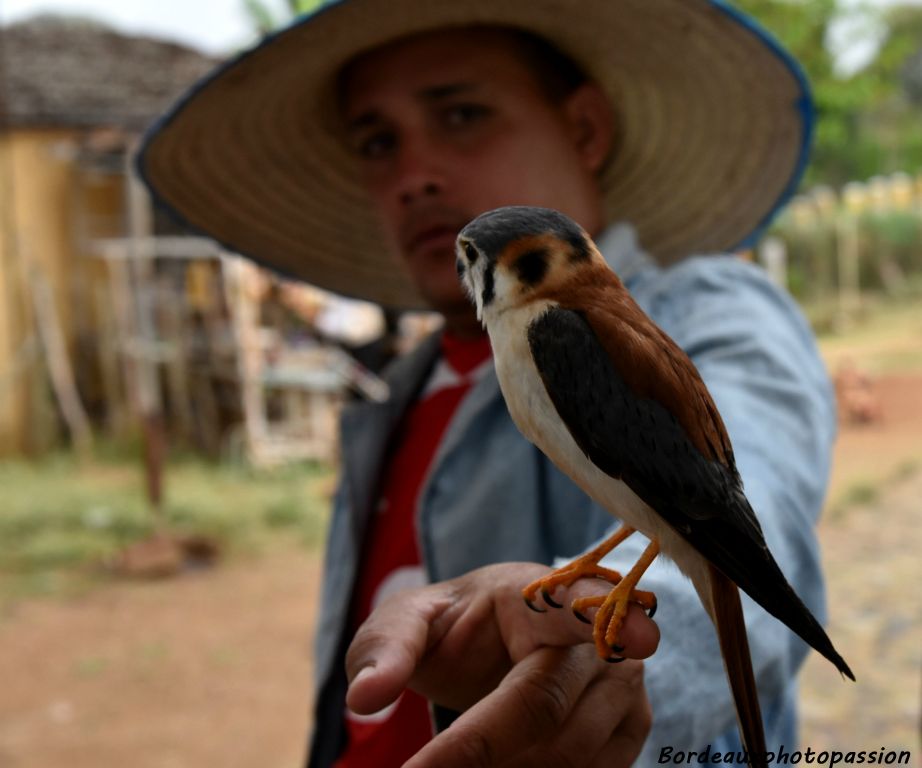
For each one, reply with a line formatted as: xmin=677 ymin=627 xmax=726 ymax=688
xmin=564 ymin=82 xmax=615 ymax=174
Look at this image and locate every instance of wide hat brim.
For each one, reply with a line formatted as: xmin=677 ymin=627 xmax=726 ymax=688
xmin=137 ymin=0 xmax=812 ymax=309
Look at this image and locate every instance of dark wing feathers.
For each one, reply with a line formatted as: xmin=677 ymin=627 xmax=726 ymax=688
xmin=584 ymin=298 xmax=735 ymax=469
xmin=526 ymin=307 xmax=854 ymax=679
xmin=526 ymin=307 xmax=753 ymax=530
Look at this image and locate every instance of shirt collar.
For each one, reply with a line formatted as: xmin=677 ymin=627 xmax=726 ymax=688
xmin=594 ymin=221 xmax=657 ymax=288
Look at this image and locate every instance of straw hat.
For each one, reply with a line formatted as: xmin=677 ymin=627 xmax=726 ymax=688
xmin=137 ymin=0 xmax=812 ymax=309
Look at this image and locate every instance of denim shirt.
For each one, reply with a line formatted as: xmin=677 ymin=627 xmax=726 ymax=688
xmin=307 ymin=224 xmax=836 ymax=768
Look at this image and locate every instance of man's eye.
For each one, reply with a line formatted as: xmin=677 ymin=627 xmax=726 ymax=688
xmin=442 ymin=103 xmax=491 ymax=128
xmin=355 ymin=131 xmax=396 ymax=160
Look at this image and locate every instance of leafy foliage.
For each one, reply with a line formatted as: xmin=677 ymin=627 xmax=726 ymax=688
xmin=872 ymin=5 xmax=922 ymax=105
xmin=243 ymin=0 xmax=328 ymax=35
xmin=731 ymin=0 xmax=922 ymax=185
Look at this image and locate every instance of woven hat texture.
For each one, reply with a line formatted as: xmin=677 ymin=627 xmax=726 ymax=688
xmin=138 ymin=0 xmax=812 ymax=308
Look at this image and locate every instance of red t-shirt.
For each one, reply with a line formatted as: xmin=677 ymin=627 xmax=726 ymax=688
xmin=335 ymin=331 xmax=492 ymax=768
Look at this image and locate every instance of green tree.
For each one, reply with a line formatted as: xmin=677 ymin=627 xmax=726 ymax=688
xmin=730 ymin=0 xmax=879 ymax=186
xmin=243 ymin=0 xmax=328 ymax=36
xmin=850 ymin=5 xmax=922 ymax=175
xmin=868 ymin=5 xmax=922 ymax=105
xmin=734 ymin=0 xmax=922 ymax=183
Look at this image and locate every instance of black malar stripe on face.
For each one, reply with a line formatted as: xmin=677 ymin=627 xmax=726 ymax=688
xmin=482 ymin=263 xmax=495 ymax=307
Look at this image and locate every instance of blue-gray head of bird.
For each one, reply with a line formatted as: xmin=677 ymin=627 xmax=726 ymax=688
xmin=455 ymin=206 xmax=597 ymax=323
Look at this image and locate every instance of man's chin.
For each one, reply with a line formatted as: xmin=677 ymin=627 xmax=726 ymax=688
xmin=409 ymin=276 xmax=470 ymax=313
xmin=404 ymin=254 xmax=468 ymax=307
xmin=419 ymin=287 xmax=474 ymax=316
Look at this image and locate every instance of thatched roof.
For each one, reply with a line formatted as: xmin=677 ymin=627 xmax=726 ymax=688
xmin=0 ymin=16 xmax=221 ymax=131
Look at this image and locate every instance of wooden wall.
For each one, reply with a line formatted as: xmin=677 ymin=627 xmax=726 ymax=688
xmin=0 ymin=129 xmax=122 ymax=455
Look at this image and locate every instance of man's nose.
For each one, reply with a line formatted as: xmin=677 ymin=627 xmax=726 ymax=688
xmin=391 ymin=138 xmax=445 ymax=206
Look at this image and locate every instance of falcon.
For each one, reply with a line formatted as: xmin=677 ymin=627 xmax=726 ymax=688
xmin=454 ymin=206 xmax=853 ymax=766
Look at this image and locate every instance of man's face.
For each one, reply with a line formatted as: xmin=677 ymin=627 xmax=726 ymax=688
xmin=340 ymin=28 xmax=610 ymax=317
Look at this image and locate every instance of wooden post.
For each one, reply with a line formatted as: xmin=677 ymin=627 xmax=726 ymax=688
xmin=190 ymin=262 xmax=223 ymax=456
xmin=758 ymin=236 xmax=788 ymax=290
xmin=835 ymin=212 xmax=861 ymax=330
xmin=21 ymin=253 xmax=94 ymax=460
xmin=106 ymin=256 xmax=140 ymax=421
xmin=158 ymin=274 xmax=194 ymax=441
xmin=124 ymin=146 xmax=165 ymax=520
xmin=93 ymin=278 xmax=127 ymax=436
xmin=222 ymin=255 xmax=268 ymax=465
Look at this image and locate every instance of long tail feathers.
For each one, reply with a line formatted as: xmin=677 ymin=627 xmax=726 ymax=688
xmin=754 ymin=573 xmax=855 ymax=682
xmin=709 ymin=564 xmax=768 ymax=768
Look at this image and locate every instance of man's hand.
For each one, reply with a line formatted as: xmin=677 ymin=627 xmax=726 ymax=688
xmin=345 ymin=562 xmax=660 ymax=768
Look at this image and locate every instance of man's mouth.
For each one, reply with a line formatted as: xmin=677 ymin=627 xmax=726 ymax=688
xmin=408 ymin=225 xmax=459 ymax=254
xmin=400 ymin=210 xmax=472 ymax=257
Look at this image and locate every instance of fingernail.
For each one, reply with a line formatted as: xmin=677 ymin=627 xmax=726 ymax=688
xmin=350 ymin=665 xmax=375 ymax=688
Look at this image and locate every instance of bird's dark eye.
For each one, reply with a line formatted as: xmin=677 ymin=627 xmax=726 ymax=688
xmin=464 ymin=243 xmax=479 ymax=264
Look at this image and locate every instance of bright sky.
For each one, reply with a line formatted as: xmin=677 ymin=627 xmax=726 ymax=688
xmin=0 ymin=0 xmax=271 ymax=54
xmin=1 ymin=0 xmax=921 ymax=62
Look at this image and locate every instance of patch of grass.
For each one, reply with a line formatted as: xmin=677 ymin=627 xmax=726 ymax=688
xmin=893 ymin=459 xmax=920 ymax=483
xmin=0 ymin=453 xmax=333 ymax=606
xmin=827 ymin=459 xmax=920 ymax=521
xmin=827 ymin=479 xmax=880 ymax=521
xmin=263 ymin=499 xmax=305 ymax=529
xmin=74 ymin=655 xmax=109 ymax=678
xmin=207 ymin=645 xmax=240 ymax=669
xmin=813 ymin=292 xmax=922 ymax=375
xmin=842 ymin=481 xmax=880 ymax=508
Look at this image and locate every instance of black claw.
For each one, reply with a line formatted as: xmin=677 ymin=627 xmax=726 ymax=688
xmin=542 ymin=588 xmax=563 ymax=609
xmin=605 ymin=655 xmax=627 ymax=664
xmin=610 ymin=643 xmax=625 ymax=654
xmin=573 ymin=609 xmax=592 ymax=625
xmin=647 ymin=599 xmax=658 ymax=619
xmin=524 ymin=597 xmax=547 ymax=614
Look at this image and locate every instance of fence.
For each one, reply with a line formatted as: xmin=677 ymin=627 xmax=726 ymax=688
xmin=763 ymin=172 xmax=922 ymax=328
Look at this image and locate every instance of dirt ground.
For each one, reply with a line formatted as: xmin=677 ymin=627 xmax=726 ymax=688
xmin=0 ymin=373 xmax=919 ymax=767
xmin=825 ymin=374 xmax=922 ymax=505
xmin=0 ymin=547 xmax=320 ymax=768
xmin=799 ymin=373 xmax=922 ymax=755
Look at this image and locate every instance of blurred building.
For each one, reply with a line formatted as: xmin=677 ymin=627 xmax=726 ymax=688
xmin=0 ymin=17 xmax=217 ymax=455
xmin=0 ymin=18 xmax=413 ymax=465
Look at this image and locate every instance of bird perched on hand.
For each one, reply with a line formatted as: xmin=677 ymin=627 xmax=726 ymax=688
xmin=455 ymin=205 xmax=854 ymax=767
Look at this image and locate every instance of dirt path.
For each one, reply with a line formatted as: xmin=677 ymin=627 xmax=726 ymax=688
xmin=0 ymin=547 xmax=320 ymax=768
xmin=800 ymin=372 xmax=921 ymax=753
xmin=799 ymin=469 xmax=921 ymax=753
xmin=826 ymin=374 xmax=922 ymax=505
